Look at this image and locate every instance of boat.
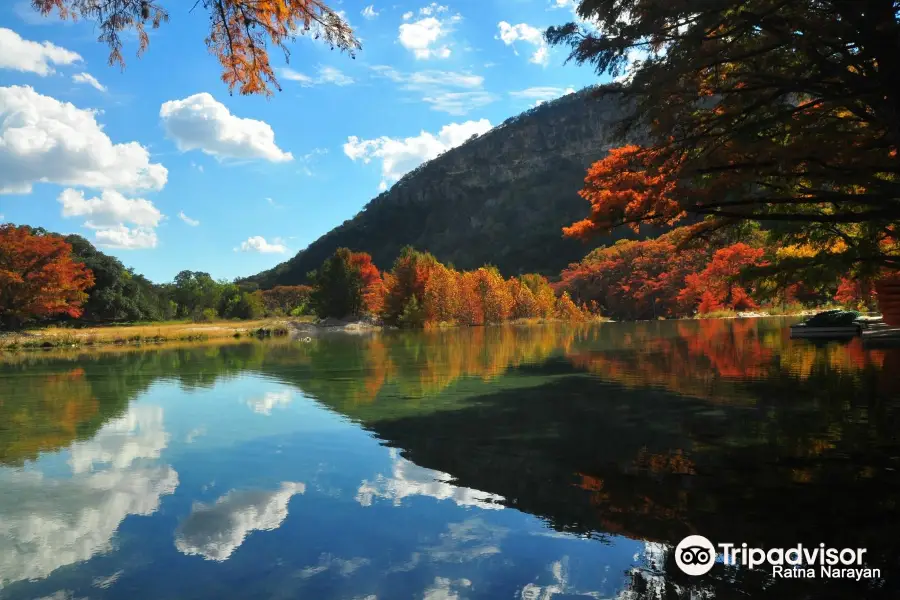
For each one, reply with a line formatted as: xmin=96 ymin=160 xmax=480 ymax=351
xmin=790 ymin=310 xmax=863 ymax=339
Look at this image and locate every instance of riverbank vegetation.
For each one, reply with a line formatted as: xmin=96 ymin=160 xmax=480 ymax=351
xmin=0 ymin=221 xmax=866 ymax=336
xmin=545 ymin=0 xmax=899 ymax=312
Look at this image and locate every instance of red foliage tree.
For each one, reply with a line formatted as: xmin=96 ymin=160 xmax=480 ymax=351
xmin=557 ymin=229 xmax=707 ymax=320
xmin=349 ymin=252 xmax=384 ymax=315
xmin=0 ymin=224 xmax=95 ymax=328
xmin=677 ymin=243 xmax=765 ymax=314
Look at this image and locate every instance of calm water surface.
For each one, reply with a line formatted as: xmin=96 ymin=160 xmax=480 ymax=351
xmin=1 ymin=319 xmax=899 ymax=599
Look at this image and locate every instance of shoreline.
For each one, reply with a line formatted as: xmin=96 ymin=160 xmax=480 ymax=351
xmin=0 ymin=310 xmax=866 ymax=355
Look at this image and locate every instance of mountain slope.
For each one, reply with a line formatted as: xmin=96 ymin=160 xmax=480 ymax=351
xmin=246 ymin=86 xmax=639 ymax=288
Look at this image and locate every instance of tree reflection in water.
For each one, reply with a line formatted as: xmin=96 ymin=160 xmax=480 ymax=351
xmin=1 ymin=318 xmax=898 ymax=598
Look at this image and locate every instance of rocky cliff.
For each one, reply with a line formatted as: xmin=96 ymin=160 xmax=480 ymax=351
xmin=246 ymin=85 xmax=639 ymax=288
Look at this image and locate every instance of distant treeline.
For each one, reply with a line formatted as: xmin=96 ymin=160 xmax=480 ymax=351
xmin=0 ymin=222 xmax=876 ymax=330
xmin=0 ymin=224 xmax=589 ymax=329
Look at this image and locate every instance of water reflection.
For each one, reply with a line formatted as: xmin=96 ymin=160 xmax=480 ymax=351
xmin=356 ymin=449 xmax=504 ymax=510
xmin=0 ymin=319 xmax=898 ymax=599
xmin=0 ymin=405 xmax=177 ymax=587
xmin=175 ymin=482 xmax=306 ymax=561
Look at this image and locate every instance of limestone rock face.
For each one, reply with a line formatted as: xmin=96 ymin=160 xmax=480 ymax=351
xmin=248 ymin=87 xmax=639 ymax=288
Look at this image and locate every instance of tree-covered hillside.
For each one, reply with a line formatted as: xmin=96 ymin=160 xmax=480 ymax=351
xmin=245 ymin=87 xmax=647 ymax=288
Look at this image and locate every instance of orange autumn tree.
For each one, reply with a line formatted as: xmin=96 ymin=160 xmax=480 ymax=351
xmin=548 ymin=1 xmax=900 ymax=273
xmin=557 ymin=228 xmax=708 ymax=321
xmin=349 ymin=251 xmax=384 ymax=315
xmin=32 ymin=0 xmax=360 ymax=96
xmin=678 ymin=244 xmax=765 ymax=314
xmin=0 ymin=224 xmax=95 ymax=329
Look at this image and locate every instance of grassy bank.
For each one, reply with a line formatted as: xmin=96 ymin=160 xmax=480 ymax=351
xmin=0 ymin=318 xmax=310 ymax=351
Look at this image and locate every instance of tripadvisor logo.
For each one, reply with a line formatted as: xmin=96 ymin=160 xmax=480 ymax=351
xmin=675 ymin=535 xmax=717 ymax=576
xmin=673 ymin=536 xmax=881 ymax=581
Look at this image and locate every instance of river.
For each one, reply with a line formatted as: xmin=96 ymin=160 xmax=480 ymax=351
xmin=1 ymin=319 xmax=898 ymax=599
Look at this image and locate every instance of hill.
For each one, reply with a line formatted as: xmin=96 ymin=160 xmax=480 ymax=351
xmin=245 ymin=86 xmax=643 ymax=288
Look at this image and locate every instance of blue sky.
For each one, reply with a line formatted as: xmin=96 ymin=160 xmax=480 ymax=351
xmin=0 ymin=0 xmax=607 ymax=283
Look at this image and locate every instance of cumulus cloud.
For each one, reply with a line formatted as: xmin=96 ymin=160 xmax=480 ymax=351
xmin=246 ymin=390 xmax=292 ymax=416
xmin=159 ymin=93 xmax=293 ymax=163
xmin=402 ymin=11 xmax=414 ymax=20
xmin=361 ymin=5 xmax=379 ymax=19
xmin=371 ymin=66 xmax=496 ymax=115
xmin=509 ymin=86 xmax=576 ymax=106
xmin=174 ymin=482 xmax=305 ymax=561
xmin=0 ymin=85 xmax=167 ymax=194
xmin=344 ymin=118 xmax=491 ymax=189
xmin=178 ymin=211 xmax=199 ymax=226
xmin=72 ymin=72 xmax=106 ymax=92
xmin=398 ymin=6 xmax=460 ymax=60
xmin=58 ymin=188 xmax=161 ymax=228
xmin=58 ymin=188 xmax=163 ymax=250
xmin=355 ymin=451 xmax=504 ymax=509
xmin=235 ymin=236 xmax=288 ymax=254
xmin=91 ymin=225 xmax=158 ymax=249
xmin=497 ymin=21 xmax=550 ymax=66
xmin=0 ymin=27 xmax=81 ymax=75
xmin=0 ymin=406 xmax=177 ymax=586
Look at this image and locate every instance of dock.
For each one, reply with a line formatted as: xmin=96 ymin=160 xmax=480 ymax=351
xmin=861 ymin=322 xmax=900 ymax=347
xmin=790 ymin=324 xmax=860 ymax=339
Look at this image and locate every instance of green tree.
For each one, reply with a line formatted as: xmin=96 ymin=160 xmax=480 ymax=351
xmin=172 ymin=271 xmax=223 ymax=319
xmin=309 ymin=248 xmax=365 ymax=319
xmin=64 ymin=235 xmax=165 ymax=322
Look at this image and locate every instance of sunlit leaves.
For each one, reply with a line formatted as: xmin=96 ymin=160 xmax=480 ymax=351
xmin=0 ymin=224 xmax=95 ymax=328
xmin=31 ymin=0 xmax=360 ymax=96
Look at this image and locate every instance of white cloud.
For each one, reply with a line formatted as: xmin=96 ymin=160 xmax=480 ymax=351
xmin=510 ymin=86 xmax=576 ymax=106
xmin=318 ymin=66 xmax=354 ymax=86
xmin=174 ymin=482 xmax=305 ymax=561
xmin=423 ymin=577 xmax=472 ymax=600
xmin=0 ymin=27 xmax=81 ymax=75
xmin=497 ymin=21 xmax=550 ymax=66
xmin=0 ymin=406 xmax=177 ymax=586
xmin=371 ymin=66 xmax=496 ymax=116
xmin=68 ymin=406 xmax=170 ymax=474
xmin=422 ymin=92 xmax=497 ymax=116
xmin=356 ymin=451 xmax=504 ymax=509
xmin=159 ymin=93 xmax=293 ymax=163
xmin=297 ymin=554 xmax=371 ymax=579
xmin=246 ymin=390 xmax=292 ymax=415
xmin=361 ymin=5 xmax=379 ymax=19
xmin=402 ymin=11 xmax=414 ymax=20
xmin=59 ymin=188 xmax=161 ymax=228
xmin=178 ymin=211 xmax=200 ymax=226
xmin=58 ymin=188 xmax=162 ymax=249
xmin=398 ymin=8 xmax=461 ymax=60
xmin=372 ymin=66 xmax=483 ymax=90
xmin=71 ymin=72 xmax=106 ymax=92
xmin=280 ymin=65 xmax=354 ymax=87
xmin=280 ymin=68 xmax=314 ymax=84
xmin=0 ymin=85 xmax=167 ymax=194
xmin=91 ymin=224 xmax=158 ymax=249
xmin=235 ymin=235 xmax=288 ymax=254
xmin=419 ymin=3 xmax=449 ymax=16
xmin=344 ymin=119 xmax=491 ymax=189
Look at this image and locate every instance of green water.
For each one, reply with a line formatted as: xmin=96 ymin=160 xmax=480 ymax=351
xmin=1 ymin=319 xmax=898 ymax=599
